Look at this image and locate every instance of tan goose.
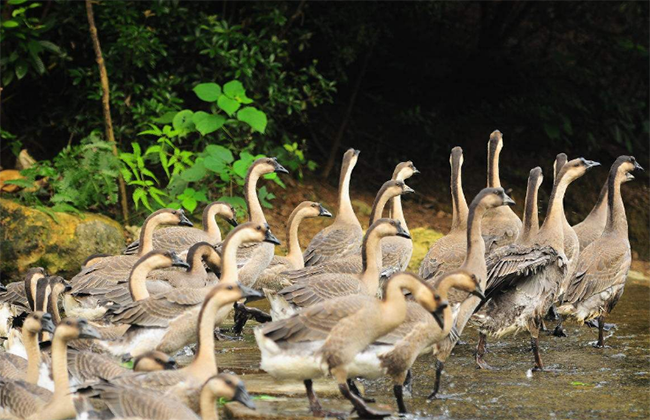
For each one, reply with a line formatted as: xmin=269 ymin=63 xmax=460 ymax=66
xmin=123 ymin=201 xmax=238 ymax=255
xmin=573 ymin=179 xmax=609 ymax=250
xmin=67 ymin=350 xmax=176 ymax=384
xmin=475 ymin=158 xmax=600 ymax=371
xmin=256 ymin=272 xmax=444 ymax=418
xmin=148 ymin=241 xmax=222 ymax=289
xmin=383 ymin=161 xmax=419 ymax=273
xmin=481 ymin=130 xmax=522 ymax=252
xmin=559 ymin=156 xmax=643 ymax=347
xmin=303 ymin=148 xmax=363 ymax=266
xmin=106 ymin=283 xmax=262 ymax=411
xmin=101 ymin=223 xmax=278 ymax=357
xmin=419 ymin=147 xmax=469 ymax=280
xmin=255 ymin=201 xmax=333 ymax=291
xmin=268 ymin=218 xmax=411 ymax=320
xmin=67 ymin=209 xmax=193 ymax=318
xmin=516 ymin=167 xmax=544 ymax=245
xmin=0 ymin=318 xmax=101 ymax=420
xmin=419 ymin=188 xmax=514 ymax=398
xmin=280 ymin=180 xmax=414 ymax=282
xmin=0 ymin=312 xmax=54 ymax=387
xmin=218 ymin=157 xmax=288 ymax=288
xmin=77 ymin=372 xmax=254 ymax=420
xmin=0 ymin=268 xmax=46 ymax=337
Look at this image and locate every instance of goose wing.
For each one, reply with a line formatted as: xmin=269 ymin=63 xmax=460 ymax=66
xmin=124 ymin=227 xmax=212 ymax=255
xmin=281 ymin=254 xmax=363 ymax=283
xmin=303 ymin=224 xmax=363 ymax=267
xmin=419 ymin=234 xmax=466 ymax=281
xmin=70 ymin=256 xmax=138 ymax=294
xmin=0 ymin=282 xmax=29 ymax=309
xmin=277 ymin=273 xmax=362 ymax=309
xmin=67 ymin=350 xmax=128 ymax=382
xmin=0 ymin=379 xmax=51 ymax=419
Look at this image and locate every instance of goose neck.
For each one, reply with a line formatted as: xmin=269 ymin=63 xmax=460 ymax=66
xmin=188 ymin=294 xmax=219 ymax=378
xmin=451 ymin=160 xmax=469 ymax=230
xmin=128 ymin=262 xmax=152 ymax=301
xmin=337 ymin=159 xmax=356 ymax=222
xmin=137 ymin=214 xmax=163 ymax=256
xmin=360 ymin=231 xmax=382 ymax=294
xmin=203 ymin=206 xmax=222 ymax=242
xmin=245 ymin=166 xmax=266 ymax=224
xmin=286 ymin=210 xmax=307 ymax=269
xmin=24 ymin=330 xmax=41 ymax=384
xmin=200 ymin=386 xmax=219 ymax=420
xmin=604 ymin=170 xmax=628 ymax=235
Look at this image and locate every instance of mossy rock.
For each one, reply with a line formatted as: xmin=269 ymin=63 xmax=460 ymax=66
xmin=0 ymin=199 xmax=125 ymax=282
xmin=408 ymin=226 xmax=445 ymax=272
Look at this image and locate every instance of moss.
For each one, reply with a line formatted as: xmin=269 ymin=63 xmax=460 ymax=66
xmin=352 ymin=199 xmax=373 ymax=218
xmin=408 ymin=226 xmax=445 ymax=272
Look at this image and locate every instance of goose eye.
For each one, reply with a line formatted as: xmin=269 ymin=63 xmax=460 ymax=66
xmin=226 ymin=379 xmax=233 ymax=385
xmin=256 ymin=226 xmax=261 ymax=230
xmin=227 ymin=285 xmax=233 ymax=290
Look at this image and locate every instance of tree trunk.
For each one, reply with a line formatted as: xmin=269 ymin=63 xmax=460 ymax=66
xmin=85 ymin=0 xmax=129 ymax=222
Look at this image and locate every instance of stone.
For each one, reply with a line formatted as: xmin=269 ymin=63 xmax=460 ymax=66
xmin=0 ymin=198 xmax=125 ymax=281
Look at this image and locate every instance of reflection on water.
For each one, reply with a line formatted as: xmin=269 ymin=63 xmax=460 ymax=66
xmin=219 ymin=279 xmax=649 ymax=419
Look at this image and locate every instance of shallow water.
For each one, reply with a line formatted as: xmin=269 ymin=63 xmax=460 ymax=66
xmin=216 ymin=278 xmax=650 ymax=419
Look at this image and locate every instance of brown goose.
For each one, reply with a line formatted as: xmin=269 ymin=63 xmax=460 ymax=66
xmin=255 ymin=201 xmax=333 ymax=291
xmin=481 ymin=130 xmax=522 ymax=252
xmin=67 ymin=209 xmax=193 ymax=318
xmin=123 ymin=201 xmax=238 ymax=255
xmin=303 ymin=148 xmax=363 ymax=266
xmin=256 ymin=272 xmax=444 ymax=418
xmin=573 ymin=177 xmax=609 ymax=250
xmin=0 ymin=318 xmax=101 ymax=420
xmin=101 ymin=223 xmax=279 ymax=357
xmin=280 ymin=180 xmax=414 ymax=283
xmin=67 ymin=350 xmax=176 ymax=383
xmin=419 ymin=147 xmax=469 ymax=280
xmin=0 ymin=268 xmax=47 ymax=337
xmin=422 ymin=187 xmax=515 ymax=398
xmin=268 ymin=218 xmax=411 ymax=320
xmin=147 ymin=241 xmax=222 ymax=289
xmin=516 ymin=167 xmax=544 ymax=245
xmin=559 ymin=156 xmax=643 ymax=347
xmin=475 ymin=158 xmax=600 ymax=371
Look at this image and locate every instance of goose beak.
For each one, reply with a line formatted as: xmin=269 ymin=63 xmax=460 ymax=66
xmin=164 ymin=358 xmax=178 ymax=370
xmin=0 ymin=284 xmax=6 ymax=293
xmin=354 ymin=149 xmax=361 ymax=156
xmin=273 ymin=160 xmax=289 ymax=174
xmin=234 ymin=381 xmax=256 ymax=409
xmin=503 ymin=194 xmax=515 ymax=207
xmin=412 ymin=166 xmax=420 ymax=175
xmin=318 ymin=205 xmax=333 ymax=218
xmin=227 ymin=218 xmax=239 ymax=227
xmin=403 ymin=185 xmax=415 ymax=195
xmin=238 ymin=283 xmax=264 ymax=299
xmin=626 ymin=173 xmax=635 ymax=181
xmin=78 ymin=321 xmax=102 ymax=340
xmin=63 ymin=282 xmax=72 ymax=293
xmin=178 ymin=211 xmax=194 ymax=227
xmin=396 ymin=225 xmax=412 ymax=240
xmin=583 ymin=159 xmax=601 ymax=170
xmin=170 ymin=252 xmax=190 ymax=269
xmin=634 ymin=161 xmax=644 ymax=171
xmin=41 ymin=314 xmax=55 ymax=334
xmin=431 ymin=300 xmax=448 ymax=329
xmin=471 ymin=285 xmax=486 ymax=300
xmin=264 ymin=229 xmax=281 ymax=246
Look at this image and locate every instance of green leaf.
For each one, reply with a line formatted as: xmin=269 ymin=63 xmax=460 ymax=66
xmin=181 ymin=196 xmax=198 ymax=213
xmin=217 ymin=95 xmax=240 ymax=116
xmin=237 ymin=107 xmax=267 ymax=133
xmin=193 ymin=83 xmax=222 ymax=102
xmin=180 ymin=160 xmax=207 ymax=182
xmin=173 ymin=110 xmax=195 ymax=131
xmin=543 ymin=123 xmax=561 ymax=141
xmin=194 ymin=113 xmax=226 ymax=135
xmin=145 ymin=145 xmax=161 ymax=156
xmin=132 ymin=188 xmax=146 ymax=210
xmin=4 ymin=178 xmax=34 ymax=188
xmin=204 ymin=156 xmax=227 ymax=173
xmin=8 ymin=0 xmax=29 ymax=4
xmin=2 ymin=20 xmax=19 ymax=28
xmin=223 ymin=80 xmax=253 ymax=103
xmin=15 ymin=60 xmax=28 ymax=80
xmin=38 ymin=40 xmax=62 ymax=55
xmin=232 ymin=159 xmax=250 ymax=179
xmin=205 ymin=144 xmax=234 ymax=163
xmin=218 ymin=196 xmax=247 ymax=212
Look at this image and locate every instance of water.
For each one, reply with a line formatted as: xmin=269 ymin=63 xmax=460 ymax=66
xmin=217 ymin=278 xmax=650 ymax=419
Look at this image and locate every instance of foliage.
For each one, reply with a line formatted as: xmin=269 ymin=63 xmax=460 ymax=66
xmin=6 ymin=133 xmax=122 ymax=214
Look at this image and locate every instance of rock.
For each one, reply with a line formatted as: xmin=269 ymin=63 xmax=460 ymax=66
xmin=225 ymin=398 xmax=354 ymax=420
xmin=0 ymin=198 xmax=125 ymax=281
xmin=408 ymin=226 xmax=445 ymax=272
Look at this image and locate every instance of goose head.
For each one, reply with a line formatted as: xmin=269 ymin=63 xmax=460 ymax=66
xmin=204 ymin=373 xmax=256 ymax=409
xmin=393 ymin=273 xmax=447 ymax=328
xmin=56 ymin=318 xmax=101 ymax=341
xmin=207 ymin=201 xmax=239 ymax=227
xmin=229 ymin=222 xmax=281 ymax=246
xmin=250 ymin=157 xmax=289 ymax=177
xmin=343 ymin=148 xmax=361 ymax=167
xmin=385 ymin=180 xmax=415 ymax=198
xmin=134 ymin=250 xmax=191 ymax=272
xmin=557 ymin=157 xmax=601 ymax=184
xmin=553 ymin=153 xmax=568 ymax=181
xmin=529 ymin=166 xmax=544 ymax=191
xmin=148 ymin=208 xmax=193 ymax=227
xmin=24 ymin=267 xmax=47 ymax=283
xmin=206 ymin=282 xmax=264 ymax=306
xmin=23 ymin=311 xmax=55 ymax=335
xmin=393 ymin=161 xmax=419 ymax=181
xmin=133 ymin=350 xmax=177 ymax=372
xmin=474 ymin=187 xmax=515 ymax=210
xmin=449 ymin=146 xmax=464 ymax=168
xmin=48 ymin=276 xmax=72 ymax=295
xmin=615 ymin=155 xmax=644 ymax=182
xmin=487 ymin=130 xmax=503 ymax=156
xmin=297 ymin=201 xmax=333 ymax=218
xmin=368 ymin=218 xmax=411 ymax=240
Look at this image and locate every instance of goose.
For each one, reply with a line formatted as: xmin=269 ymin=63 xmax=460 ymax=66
xmin=81 ymin=253 xmax=112 ymax=269
xmin=256 ymin=272 xmax=444 ymax=418
xmin=123 ymin=201 xmax=238 ymax=255
xmin=101 ymin=223 xmax=279 ymax=357
xmin=0 ymin=268 xmax=47 ymax=337
xmin=255 ymin=201 xmax=333 ymax=291
xmin=76 ymin=372 xmax=254 ymax=420
xmin=147 ymin=241 xmax=222 ymax=289
xmin=516 ymin=167 xmax=544 ymax=245
xmin=475 ymin=158 xmax=600 ymax=371
xmin=280 ymin=180 xmax=414 ymax=282
xmin=419 ymin=147 xmax=469 ymax=280
xmin=67 ymin=209 xmax=193 ymax=319
xmin=0 ymin=312 xmax=55 ymax=386
xmin=559 ymin=156 xmax=643 ymax=347
xmin=0 ymin=318 xmax=101 ymax=420
xmin=67 ymin=350 xmax=176 ymax=383
xmin=481 ymin=130 xmax=522 ymax=252
xmin=268 ymin=218 xmax=411 ymax=320
xmin=382 ymin=161 xmax=419 ymax=274
xmin=67 ymin=250 xmax=189 ymax=321
xmin=302 ymin=148 xmax=363 ymax=266
xmin=573 ymin=180 xmax=609 ymax=250
xmin=420 ymin=187 xmax=514 ymax=397
xmin=105 ymin=282 xmax=263 ymax=411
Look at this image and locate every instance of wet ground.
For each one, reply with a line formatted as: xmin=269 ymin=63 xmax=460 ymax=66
xmin=213 ymin=277 xmax=650 ymax=419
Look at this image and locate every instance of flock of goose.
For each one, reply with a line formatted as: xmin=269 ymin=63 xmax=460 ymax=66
xmin=0 ymin=129 xmax=643 ymax=419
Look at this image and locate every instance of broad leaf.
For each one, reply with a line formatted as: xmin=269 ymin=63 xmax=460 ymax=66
xmin=237 ymin=107 xmax=267 ymax=133
xmin=180 ymin=160 xmax=207 ymax=182
xmin=195 ymin=113 xmax=226 ymax=135
xmin=204 ymin=155 xmax=227 ymax=173
xmin=217 ymin=95 xmax=240 ymax=116
xmin=205 ymin=144 xmax=234 ymax=163
xmin=223 ymin=80 xmax=253 ymax=104
xmin=173 ymin=110 xmax=195 ymax=131
xmin=193 ymin=83 xmax=222 ymax=102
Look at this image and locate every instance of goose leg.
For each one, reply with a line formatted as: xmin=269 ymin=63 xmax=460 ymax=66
xmin=403 ymin=369 xmax=413 ymax=395
xmin=531 ymin=335 xmax=544 ymax=371
xmin=593 ymin=315 xmax=606 ymax=348
xmin=304 ymin=379 xmax=343 ymax=418
xmin=393 ymin=384 xmax=408 ymax=414
xmin=586 ymin=318 xmax=616 ymax=331
xmin=475 ymin=333 xmax=494 ymax=370
xmin=551 ymin=314 xmax=568 ymax=337
xmin=427 ymin=359 xmax=444 ymax=399
xmin=348 ymin=379 xmax=375 ymax=403
xmin=338 ymin=383 xmax=391 ymax=419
